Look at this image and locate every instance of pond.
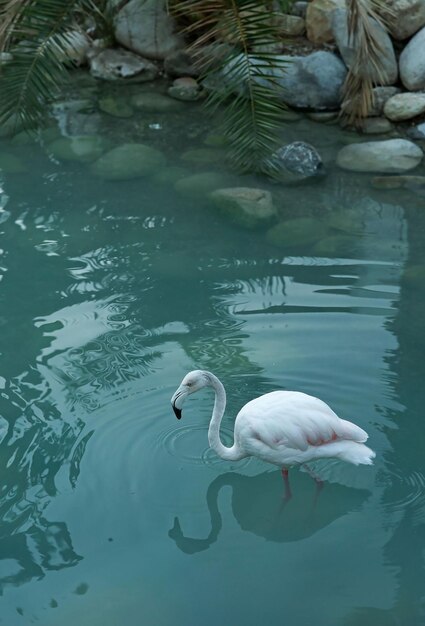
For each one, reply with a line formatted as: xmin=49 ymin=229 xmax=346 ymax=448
xmin=1 ymin=74 xmax=425 ymax=626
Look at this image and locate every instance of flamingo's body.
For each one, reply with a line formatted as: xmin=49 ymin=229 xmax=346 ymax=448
xmin=171 ymin=370 xmax=375 ymax=493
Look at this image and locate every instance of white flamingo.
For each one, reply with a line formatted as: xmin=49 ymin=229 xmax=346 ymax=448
xmin=171 ymin=370 xmax=375 ymax=498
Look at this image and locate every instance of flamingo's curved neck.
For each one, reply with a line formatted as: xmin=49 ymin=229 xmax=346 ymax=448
xmin=207 ymin=373 xmax=245 ymax=461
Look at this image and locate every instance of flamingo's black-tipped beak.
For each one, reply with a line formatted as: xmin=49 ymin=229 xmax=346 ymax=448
xmin=173 ymin=403 xmax=182 ymax=420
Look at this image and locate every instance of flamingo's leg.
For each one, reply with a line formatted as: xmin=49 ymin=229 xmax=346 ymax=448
xmin=281 ymin=468 xmax=292 ymax=502
xmin=303 ymin=463 xmax=324 ymax=508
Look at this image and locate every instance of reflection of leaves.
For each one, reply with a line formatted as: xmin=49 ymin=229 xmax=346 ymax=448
xmin=69 ymin=430 xmax=94 ymax=488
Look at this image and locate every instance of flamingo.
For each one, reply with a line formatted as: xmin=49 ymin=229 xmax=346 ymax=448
xmin=171 ymin=370 xmax=375 ymax=499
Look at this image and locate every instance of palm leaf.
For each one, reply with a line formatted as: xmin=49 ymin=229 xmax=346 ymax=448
xmin=0 ymin=0 xmax=95 ymax=130
xmin=341 ymin=0 xmax=395 ymax=124
xmin=171 ymin=0 xmax=290 ymax=173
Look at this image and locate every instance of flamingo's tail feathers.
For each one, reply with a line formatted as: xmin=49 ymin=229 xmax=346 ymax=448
xmin=341 ymin=443 xmax=376 ymax=466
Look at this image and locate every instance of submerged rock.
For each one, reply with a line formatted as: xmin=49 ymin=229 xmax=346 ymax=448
xmin=266 ymin=217 xmax=328 ymax=249
xmin=98 ymin=96 xmax=134 ymax=118
xmin=47 ymin=136 xmax=111 ymax=162
xmin=370 ymin=175 xmax=425 ymax=190
xmin=180 ymin=148 xmax=224 ymax=165
xmin=209 ymin=187 xmax=277 ymax=229
xmin=130 ymin=92 xmax=182 ymax=112
xmin=361 ymin=117 xmax=394 ymax=134
xmin=337 ymin=139 xmax=423 ymax=173
xmin=174 ymin=172 xmax=230 ymax=197
xmin=313 ymin=234 xmax=357 ymax=256
xmin=0 ymin=153 xmax=26 ymax=173
xmin=91 ymin=143 xmax=166 ymax=179
xmin=264 ymin=141 xmax=325 ymax=183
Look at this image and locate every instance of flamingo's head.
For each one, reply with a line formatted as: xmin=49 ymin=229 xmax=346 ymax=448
xmin=171 ymin=370 xmax=211 ymax=419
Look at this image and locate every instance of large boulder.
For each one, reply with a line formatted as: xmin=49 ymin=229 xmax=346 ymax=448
xmin=114 ymin=0 xmax=183 ymax=60
xmin=399 ymin=26 xmax=425 ymax=90
xmin=91 ymin=143 xmax=166 ymax=179
xmin=337 ymin=139 xmax=423 ymax=173
xmin=89 ymin=48 xmax=158 ymax=82
xmin=223 ymin=51 xmax=347 ymax=110
xmin=264 ymin=141 xmax=325 ymax=183
xmin=332 ymin=8 xmax=398 ymax=85
xmin=306 ymin=0 xmax=346 ymax=44
xmin=381 ymin=0 xmax=425 ymax=41
xmin=384 ymin=93 xmax=425 ymax=121
xmin=209 ymin=187 xmax=277 ymax=228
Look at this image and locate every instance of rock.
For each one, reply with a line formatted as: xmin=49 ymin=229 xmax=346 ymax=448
xmin=326 ymin=210 xmax=363 ymax=234
xmin=164 ymin=50 xmax=198 ymax=77
xmin=55 ymin=29 xmax=91 ymax=65
xmin=313 ymin=235 xmax=356 ymax=256
xmin=406 ymin=122 xmax=425 ymax=140
xmin=223 ymin=51 xmax=347 ymax=110
xmin=114 ymin=0 xmax=183 ymax=60
xmin=384 ymin=93 xmax=425 ymax=121
xmin=399 ymin=27 xmax=425 ymax=90
xmin=307 ymin=111 xmax=339 ymax=122
xmin=381 ymin=0 xmax=425 ymax=41
xmin=174 ymin=172 xmax=229 ymax=197
xmin=291 ymin=1 xmax=309 ymax=18
xmin=180 ymin=148 xmax=224 ymax=165
xmin=209 ymin=187 xmax=277 ymax=228
xmin=91 ymin=143 xmax=166 ymax=179
xmin=0 ymin=153 xmax=26 ymax=173
xmin=361 ymin=117 xmax=394 ymax=134
xmin=153 ymin=166 xmax=187 ymax=185
xmin=337 ymin=139 xmax=423 ymax=173
xmin=98 ymin=96 xmax=134 ymax=118
xmin=130 ymin=92 xmax=182 ymax=112
xmin=403 ymin=265 xmax=425 ymax=287
xmin=369 ymin=86 xmax=401 ymax=116
xmin=264 ymin=141 xmax=325 ymax=183
xmin=275 ymin=14 xmax=306 ymax=36
xmin=370 ymin=175 xmax=425 ymax=189
xmin=89 ymin=48 xmax=158 ymax=82
xmin=266 ymin=218 xmax=328 ymax=249
xmin=168 ymin=77 xmax=202 ymax=102
xmin=48 ymin=136 xmax=111 ymax=162
xmin=332 ymin=8 xmax=398 ymax=85
xmin=306 ymin=0 xmax=346 ymax=44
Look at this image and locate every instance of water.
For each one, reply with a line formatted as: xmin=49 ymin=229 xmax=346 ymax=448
xmin=1 ymin=78 xmax=425 ymax=626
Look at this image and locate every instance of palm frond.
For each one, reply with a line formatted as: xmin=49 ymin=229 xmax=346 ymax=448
xmin=171 ymin=0 xmax=290 ymax=173
xmin=0 ymin=0 xmax=95 ymax=130
xmin=341 ymin=0 xmax=395 ymax=124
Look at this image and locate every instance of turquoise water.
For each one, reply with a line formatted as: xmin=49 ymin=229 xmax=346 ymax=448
xmin=1 ymin=82 xmax=425 ymax=625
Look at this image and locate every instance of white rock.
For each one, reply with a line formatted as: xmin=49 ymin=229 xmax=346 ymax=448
xmin=114 ymin=0 xmax=183 ymax=60
xmin=89 ymin=48 xmax=158 ymax=82
xmin=306 ymin=0 xmax=346 ymax=44
xmin=400 ymin=26 xmax=425 ymax=90
xmin=337 ymin=139 xmax=423 ymax=173
xmin=384 ymin=93 xmax=425 ymax=121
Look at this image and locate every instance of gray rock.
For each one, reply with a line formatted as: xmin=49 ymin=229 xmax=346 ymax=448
xmin=399 ymin=26 xmax=425 ymax=90
xmin=168 ymin=77 xmax=202 ymax=102
xmin=264 ymin=141 xmax=325 ymax=183
xmin=406 ymin=122 xmax=425 ymax=140
xmin=223 ymin=51 xmax=347 ymax=110
xmin=361 ymin=117 xmax=394 ymax=135
xmin=337 ymin=139 xmax=423 ymax=173
xmin=209 ymin=187 xmax=277 ymax=229
xmin=382 ymin=0 xmax=425 ymax=41
xmin=332 ymin=8 xmax=398 ymax=85
xmin=291 ymin=1 xmax=309 ymax=18
xmin=369 ymin=86 xmax=401 ymax=116
xmin=89 ymin=48 xmax=158 ymax=82
xmin=91 ymin=143 xmax=166 ymax=179
xmin=114 ymin=0 xmax=183 ymax=60
xmin=164 ymin=50 xmax=198 ymax=77
xmin=384 ymin=93 xmax=425 ymax=121
xmin=275 ymin=14 xmax=306 ymax=36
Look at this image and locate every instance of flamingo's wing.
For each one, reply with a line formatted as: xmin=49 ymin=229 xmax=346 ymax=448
xmin=237 ymin=390 xmax=368 ymax=452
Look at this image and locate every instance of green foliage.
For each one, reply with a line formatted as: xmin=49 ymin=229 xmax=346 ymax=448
xmin=0 ymin=0 xmax=96 ymax=130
